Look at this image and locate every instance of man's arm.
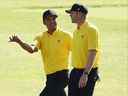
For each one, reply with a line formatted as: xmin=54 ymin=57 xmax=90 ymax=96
xmin=84 ymin=50 xmax=97 ymax=73
xmin=9 ymin=34 xmax=38 ymax=53
xmin=79 ymin=50 xmax=97 ymax=88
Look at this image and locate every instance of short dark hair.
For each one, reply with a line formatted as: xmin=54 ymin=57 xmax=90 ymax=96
xmin=42 ymin=10 xmax=58 ymax=24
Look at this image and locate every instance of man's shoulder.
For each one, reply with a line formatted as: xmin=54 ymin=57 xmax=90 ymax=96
xmin=88 ymin=22 xmax=97 ymax=29
xmin=58 ymin=29 xmax=72 ymax=38
xmin=35 ymin=31 xmax=46 ymax=40
xmin=87 ymin=23 xmax=99 ymax=33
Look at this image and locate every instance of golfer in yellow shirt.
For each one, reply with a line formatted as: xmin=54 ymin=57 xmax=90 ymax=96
xmin=9 ymin=10 xmax=72 ymax=96
xmin=66 ymin=3 xmax=100 ymax=96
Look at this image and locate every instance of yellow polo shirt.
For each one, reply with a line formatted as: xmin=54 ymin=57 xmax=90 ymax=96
xmin=35 ymin=29 xmax=72 ymax=75
xmin=72 ymin=22 xmax=100 ymax=69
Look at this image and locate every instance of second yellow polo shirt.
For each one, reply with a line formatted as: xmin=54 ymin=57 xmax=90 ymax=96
xmin=72 ymin=22 xmax=100 ymax=69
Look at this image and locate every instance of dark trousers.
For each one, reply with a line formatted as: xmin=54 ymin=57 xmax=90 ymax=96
xmin=68 ymin=68 xmax=99 ymax=96
xmin=39 ymin=70 xmax=68 ymax=96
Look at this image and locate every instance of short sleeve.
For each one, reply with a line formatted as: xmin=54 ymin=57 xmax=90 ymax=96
xmin=34 ymin=36 xmax=41 ymax=49
xmin=87 ymin=28 xmax=99 ymax=50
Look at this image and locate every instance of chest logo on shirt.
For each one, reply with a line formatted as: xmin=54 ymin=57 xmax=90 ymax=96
xmin=81 ymin=35 xmax=84 ymax=38
xmin=57 ymin=39 xmax=61 ymax=43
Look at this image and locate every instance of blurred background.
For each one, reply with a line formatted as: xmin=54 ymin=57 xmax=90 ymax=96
xmin=0 ymin=0 xmax=128 ymax=96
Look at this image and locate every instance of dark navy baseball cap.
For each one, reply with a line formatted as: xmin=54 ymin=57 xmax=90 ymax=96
xmin=65 ymin=3 xmax=88 ymax=15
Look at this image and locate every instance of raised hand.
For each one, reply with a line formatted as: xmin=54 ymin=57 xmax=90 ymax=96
xmin=9 ymin=34 xmax=21 ymax=43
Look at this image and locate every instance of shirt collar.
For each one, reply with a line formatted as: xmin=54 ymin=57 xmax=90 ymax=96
xmin=77 ymin=21 xmax=88 ymax=30
xmin=46 ymin=28 xmax=59 ymax=37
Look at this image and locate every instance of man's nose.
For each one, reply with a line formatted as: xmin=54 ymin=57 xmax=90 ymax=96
xmin=51 ymin=20 xmax=56 ymax=24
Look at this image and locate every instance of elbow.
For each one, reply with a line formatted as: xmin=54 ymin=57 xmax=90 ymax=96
xmin=28 ymin=49 xmax=34 ymax=54
xmin=28 ymin=49 xmax=38 ymax=54
xmin=29 ymin=51 xmax=34 ymax=54
xmin=26 ymin=46 xmax=38 ymax=54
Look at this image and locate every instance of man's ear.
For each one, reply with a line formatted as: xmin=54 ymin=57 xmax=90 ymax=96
xmin=42 ymin=17 xmax=46 ymax=25
xmin=43 ymin=20 xmax=46 ymax=25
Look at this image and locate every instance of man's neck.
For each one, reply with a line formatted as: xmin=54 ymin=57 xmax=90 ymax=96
xmin=77 ymin=20 xmax=86 ymax=29
xmin=47 ymin=28 xmax=56 ymax=35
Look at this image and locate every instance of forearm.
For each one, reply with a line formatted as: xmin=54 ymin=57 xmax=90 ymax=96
xmin=17 ymin=40 xmax=37 ymax=53
xmin=84 ymin=50 xmax=97 ymax=74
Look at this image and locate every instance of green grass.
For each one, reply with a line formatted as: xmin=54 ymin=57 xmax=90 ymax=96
xmin=0 ymin=0 xmax=128 ymax=96
xmin=0 ymin=0 xmax=128 ymax=8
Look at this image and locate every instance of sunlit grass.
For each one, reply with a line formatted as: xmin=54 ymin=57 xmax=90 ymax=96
xmin=0 ymin=0 xmax=128 ymax=96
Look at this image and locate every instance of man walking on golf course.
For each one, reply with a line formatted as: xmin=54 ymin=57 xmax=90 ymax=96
xmin=66 ymin=3 xmax=100 ymax=96
xmin=9 ymin=10 xmax=72 ymax=96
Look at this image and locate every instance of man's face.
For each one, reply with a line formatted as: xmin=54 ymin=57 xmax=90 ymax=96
xmin=43 ymin=16 xmax=57 ymax=30
xmin=69 ymin=11 xmax=84 ymax=23
xmin=69 ymin=11 xmax=78 ymax=23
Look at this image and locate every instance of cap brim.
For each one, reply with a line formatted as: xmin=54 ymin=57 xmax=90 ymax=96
xmin=53 ymin=15 xmax=58 ymax=18
xmin=65 ymin=10 xmax=71 ymax=14
xmin=49 ymin=14 xmax=58 ymax=18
